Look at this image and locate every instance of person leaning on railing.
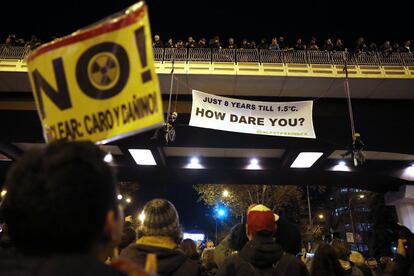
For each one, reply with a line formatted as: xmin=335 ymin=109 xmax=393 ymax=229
xmin=269 ymin=37 xmax=280 ymax=50
xmin=152 ymin=34 xmax=164 ymax=48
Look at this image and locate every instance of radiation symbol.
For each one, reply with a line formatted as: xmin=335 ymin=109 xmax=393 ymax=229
xmin=87 ymin=52 xmax=120 ymax=90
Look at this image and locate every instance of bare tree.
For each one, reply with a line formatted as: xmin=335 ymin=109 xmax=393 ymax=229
xmin=193 ymin=184 xmax=303 ymax=218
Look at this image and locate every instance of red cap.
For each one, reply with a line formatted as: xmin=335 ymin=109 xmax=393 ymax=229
xmin=247 ymin=204 xmax=276 ymax=235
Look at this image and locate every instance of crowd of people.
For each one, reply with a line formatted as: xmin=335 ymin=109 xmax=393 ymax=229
xmin=0 ymin=141 xmax=413 ymax=275
xmin=152 ymin=35 xmax=413 ymax=55
xmin=3 ymin=34 xmax=43 ymax=50
xmin=1 ymin=34 xmax=413 ymax=56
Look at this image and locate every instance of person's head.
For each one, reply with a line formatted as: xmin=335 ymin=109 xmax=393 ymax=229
xmin=260 ymin=38 xmax=266 ymax=44
xmin=245 ymin=204 xmax=276 ymax=240
xmin=242 ymin=39 xmax=248 ymax=45
xmin=188 ymin=36 xmax=194 ymax=43
xmin=180 ymin=238 xmax=198 ymax=257
xmin=326 ymin=38 xmax=332 ymax=44
xmin=272 ymin=37 xmax=278 ymax=44
xmin=201 ymin=248 xmax=217 ymax=270
xmin=357 ymin=37 xmax=364 ymax=44
xmin=154 ymin=35 xmax=160 ymax=42
xmin=405 ymin=40 xmax=411 ymax=47
xmin=137 ymin=199 xmax=182 ymax=244
xmin=349 ymin=250 xmax=365 ymax=266
xmin=199 ymin=38 xmax=206 ymax=45
xmin=1 ymin=141 xmax=122 ymax=259
xmin=336 ymin=38 xmax=343 ymax=45
xmin=206 ymin=240 xmax=214 ymax=249
xmin=310 ymin=243 xmax=345 ymax=276
xmin=168 ymin=38 xmax=173 ymax=44
xmin=214 ymin=36 xmax=219 ymax=43
xmin=228 ymin=37 xmax=234 ymax=44
xmin=279 ymin=36 xmax=285 ymax=42
xmin=297 ymin=38 xmax=302 ymax=44
xmin=331 ymin=239 xmax=350 ymax=260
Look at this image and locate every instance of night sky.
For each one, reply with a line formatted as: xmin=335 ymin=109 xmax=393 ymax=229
xmin=0 ymin=0 xmax=410 ymax=233
xmin=1 ymin=0 xmax=412 ymax=47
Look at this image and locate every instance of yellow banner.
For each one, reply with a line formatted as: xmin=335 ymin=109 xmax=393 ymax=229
xmin=27 ymin=2 xmax=163 ymax=143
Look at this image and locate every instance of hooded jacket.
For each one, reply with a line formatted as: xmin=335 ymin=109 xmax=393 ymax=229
xmin=121 ymin=236 xmax=201 ymax=276
xmin=216 ymin=235 xmax=307 ymax=276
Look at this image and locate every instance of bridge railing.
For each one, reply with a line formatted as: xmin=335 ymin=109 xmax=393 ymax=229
xmin=0 ymin=45 xmax=30 ymax=59
xmin=307 ymin=50 xmax=332 ymax=64
xmin=236 ymin=49 xmax=259 ymax=63
xmin=153 ymin=47 xmax=164 ymax=61
xmin=354 ymin=52 xmax=380 ymax=66
xmin=377 ymin=52 xmax=403 ymax=66
xmin=400 ymin=52 xmax=414 ymax=66
xmin=188 ymin=48 xmax=211 ymax=62
xmin=283 ymin=50 xmax=308 ymax=64
xmin=164 ymin=47 xmax=187 ymax=61
xmin=212 ymin=48 xmax=235 ymax=62
xmin=2 ymin=45 xmax=413 ymax=68
xmin=331 ymin=51 xmax=356 ymax=65
xmin=259 ymin=49 xmax=284 ymax=63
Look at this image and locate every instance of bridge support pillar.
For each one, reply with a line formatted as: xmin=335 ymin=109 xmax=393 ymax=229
xmin=385 ymin=185 xmax=414 ymax=233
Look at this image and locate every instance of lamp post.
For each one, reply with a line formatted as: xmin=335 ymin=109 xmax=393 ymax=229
xmin=214 ymin=207 xmax=227 ymax=244
xmin=348 ymin=194 xmax=365 ymax=242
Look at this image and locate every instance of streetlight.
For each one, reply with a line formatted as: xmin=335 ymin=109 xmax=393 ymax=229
xmin=117 ymin=194 xmax=123 ymax=200
xmin=0 ymin=190 xmax=6 ymax=198
xmin=222 ymin=190 xmax=229 ymax=198
xmin=138 ymin=211 xmax=145 ymax=223
xmin=214 ymin=207 xmax=227 ymax=244
xmin=318 ymin=214 xmax=324 ymax=219
xmin=126 ymin=197 xmax=131 ymax=204
xmin=348 ymin=194 xmax=365 ymax=242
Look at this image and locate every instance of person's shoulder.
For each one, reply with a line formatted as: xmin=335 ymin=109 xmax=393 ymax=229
xmin=276 ymin=253 xmax=308 ymax=275
xmin=0 ymin=255 xmax=125 ymax=276
xmin=175 ymin=256 xmax=202 ymax=276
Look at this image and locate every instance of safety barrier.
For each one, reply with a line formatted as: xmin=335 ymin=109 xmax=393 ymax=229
xmin=377 ymin=52 xmax=403 ymax=66
xmin=400 ymin=52 xmax=414 ymax=66
xmin=354 ymin=52 xmax=379 ymax=65
xmin=153 ymin=47 xmax=164 ymax=61
xmin=259 ymin=49 xmax=284 ymax=63
xmin=212 ymin=48 xmax=235 ymax=62
xmin=163 ymin=48 xmax=187 ymax=61
xmin=188 ymin=48 xmax=211 ymax=62
xmin=0 ymin=45 xmax=29 ymax=59
xmin=307 ymin=51 xmax=332 ymax=64
xmin=2 ymin=45 xmax=414 ymax=70
xmin=236 ymin=49 xmax=259 ymax=63
xmin=331 ymin=51 xmax=356 ymax=65
xmin=283 ymin=50 xmax=307 ymax=64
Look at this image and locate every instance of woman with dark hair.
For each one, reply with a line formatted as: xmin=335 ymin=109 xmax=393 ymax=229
xmin=310 ymin=243 xmax=346 ymax=276
xmin=180 ymin=239 xmax=200 ymax=261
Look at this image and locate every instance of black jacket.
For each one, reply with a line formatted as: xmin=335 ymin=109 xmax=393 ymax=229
xmin=216 ymin=235 xmax=307 ymax=276
xmin=0 ymin=254 xmax=124 ymax=276
xmin=121 ymin=243 xmax=201 ymax=276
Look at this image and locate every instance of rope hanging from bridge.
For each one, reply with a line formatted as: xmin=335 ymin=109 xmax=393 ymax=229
xmin=342 ymin=52 xmax=366 ymax=167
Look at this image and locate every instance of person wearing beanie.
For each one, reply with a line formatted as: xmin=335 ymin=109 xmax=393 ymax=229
xmin=121 ymin=199 xmax=201 ymax=276
xmin=216 ymin=204 xmax=308 ymax=276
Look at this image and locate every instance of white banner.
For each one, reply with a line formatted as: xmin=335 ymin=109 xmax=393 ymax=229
xmin=189 ymin=90 xmax=316 ymax=139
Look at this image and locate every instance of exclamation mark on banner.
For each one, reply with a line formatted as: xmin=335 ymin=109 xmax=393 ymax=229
xmin=135 ymin=27 xmax=152 ymax=83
